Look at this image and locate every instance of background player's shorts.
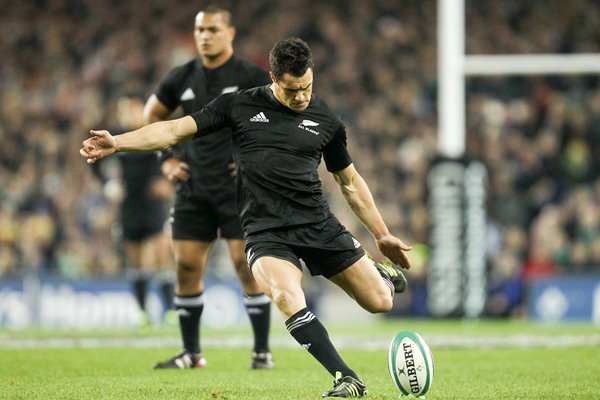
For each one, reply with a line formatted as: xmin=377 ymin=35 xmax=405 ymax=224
xmin=120 ymin=202 xmax=167 ymax=241
xmin=171 ymin=194 xmax=244 ymax=241
xmin=244 ymin=216 xmax=365 ymax=278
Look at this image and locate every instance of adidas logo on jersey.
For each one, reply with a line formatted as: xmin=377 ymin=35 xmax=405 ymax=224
xmin=250 ymin=112 xmax=269 ymax=122
xmin=180 ymin=88 xmax=195 ymax=101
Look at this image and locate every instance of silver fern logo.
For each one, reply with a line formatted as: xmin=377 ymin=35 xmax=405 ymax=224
xmin=298 ymin=119 xmax=320 ymax=135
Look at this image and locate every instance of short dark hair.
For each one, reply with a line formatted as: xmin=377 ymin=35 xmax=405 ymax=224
xmin=200 ymin=6 xmax=233 ymax=26
xmin=269 ymin=37 xmax=314 ymax=80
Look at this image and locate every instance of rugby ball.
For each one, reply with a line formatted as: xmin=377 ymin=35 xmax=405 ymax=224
xmin=388 ymin=331 xmax=434 ymax=397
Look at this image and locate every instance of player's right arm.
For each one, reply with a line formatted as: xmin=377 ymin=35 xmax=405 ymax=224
xmin=143 ymin=94 xmax=173 ymax=123
xmin=80 ymin=116 xmax=197 ymax=164
xmin=143 ymin=94 xmax=191 ymax=182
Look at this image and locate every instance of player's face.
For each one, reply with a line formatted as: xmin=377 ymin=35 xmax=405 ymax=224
xmin=270 ymin=69 xmax=313 ymax=112
xmin=194 ymin=12 xmax=234 ymax=58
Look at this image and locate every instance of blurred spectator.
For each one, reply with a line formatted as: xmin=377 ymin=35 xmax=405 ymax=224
xmin=485 ymin=225 xmax=527 ymax=318
xmin=1 ymin=0 xmax=599 ymax=320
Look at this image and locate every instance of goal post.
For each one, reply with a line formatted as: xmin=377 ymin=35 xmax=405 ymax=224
xmin=464 ymin=54 xmax=600 ymax=76
xmin=427 ymin=0 xmax=600 ymax=318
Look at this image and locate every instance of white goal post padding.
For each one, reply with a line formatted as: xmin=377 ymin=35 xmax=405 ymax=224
xmin=437 ymin=0 xmax=600 ymax=158
xmin=464 ymin=54 xmax=600 ymax=76
xmin=430 ymin=0 xmax=599 ymax=318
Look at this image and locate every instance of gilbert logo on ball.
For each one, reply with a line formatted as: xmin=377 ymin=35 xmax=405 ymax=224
xmin=388 ymin=331 xmax=434 ymax=397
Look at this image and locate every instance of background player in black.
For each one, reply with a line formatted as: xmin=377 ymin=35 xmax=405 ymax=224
xmin=143 ymin=7 xmax=273 ymax=370
xmin=81 ymin=37 xmax=412 ymax=398
xmin=92 ymin=94 xmax=174 ymax=326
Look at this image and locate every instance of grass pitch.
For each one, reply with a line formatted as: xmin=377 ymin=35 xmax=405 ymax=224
xmin=1 ymin=319 xmax=599 ymax=399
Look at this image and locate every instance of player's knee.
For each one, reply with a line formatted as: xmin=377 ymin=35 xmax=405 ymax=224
xmin=270 ymin=287 xmax=301 ymax=315
xmin=232 ymin=257 xmax=258 ymax=287
xmin=176 ymin=258 xmax=199 ymax=273
xmin=231 ymin=256 xmax=249 ymax=273
xmin=363 ymin=294 xmax=393 ymax=314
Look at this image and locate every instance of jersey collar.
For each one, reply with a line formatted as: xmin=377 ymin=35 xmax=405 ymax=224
xmin=263 ymin=85 xmax=313 ymax=113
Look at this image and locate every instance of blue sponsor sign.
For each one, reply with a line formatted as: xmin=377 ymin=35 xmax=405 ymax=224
xmin=528 ymin=275 xmax=600 ymax=323
xmin=0 ymin=276 xmax=246 ymax=328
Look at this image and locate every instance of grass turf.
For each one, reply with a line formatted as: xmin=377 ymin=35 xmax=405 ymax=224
xmin=1 ymin=319 xmax=599 ymax=399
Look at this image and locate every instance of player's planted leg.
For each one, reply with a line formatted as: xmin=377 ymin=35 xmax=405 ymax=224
xmin=244 ymin=293 xmax=274 ymax=369
xmin=153 ymin=351 xmax=206 ymax=369
xmin=154 ymin=292 xmax=205 ymax=369
xmin=322 ymin=372 xmax=368 ymax=398
xmin=251 ymin=351 xmax=275 ymax=369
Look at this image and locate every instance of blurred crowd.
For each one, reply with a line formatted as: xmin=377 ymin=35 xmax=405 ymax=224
xmin=1 ymin=0 xmax=599 ymax=317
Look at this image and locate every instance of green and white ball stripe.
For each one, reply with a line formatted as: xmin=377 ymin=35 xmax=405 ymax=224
xmin=388 ymin=331 xmax=434 ymax=397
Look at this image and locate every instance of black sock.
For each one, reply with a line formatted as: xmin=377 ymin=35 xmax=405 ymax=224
xmin=175 ymin=292 xmax=204 ymax=355
xmin=160 ymin=281 xmax=175 ymax=311
xmin=285 ymin=308 xmax=357 ymax=380
xmin=131 ymin=271 xmax=150 ymax=311
xmin=243 ymin=294 xmax=271 ymax=353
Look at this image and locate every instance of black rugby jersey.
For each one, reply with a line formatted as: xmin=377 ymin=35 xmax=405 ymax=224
xmin=154 ymin=55 xmax=269 ymax=200
xmin=190 ymin=85 xmax=353 ymax=235
xmin=118 ymin=153 xmax=165 ymax=212
xmin=92 ymin=149 xmax=166 ymax=220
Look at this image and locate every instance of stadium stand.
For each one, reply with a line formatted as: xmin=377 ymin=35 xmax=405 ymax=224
xmin=0 ymin=0 xmax=598 ymax=319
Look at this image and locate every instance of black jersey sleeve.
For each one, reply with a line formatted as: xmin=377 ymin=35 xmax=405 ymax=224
xmin=323 ymin=122 xmax=352 ymax=172
xmin=249 ymin=67 xmax=271 ymax=87
xmin=190 ymin=92 xmax=235 ymax=137
xmin=154 ymin=66 xmax=186 ymax=111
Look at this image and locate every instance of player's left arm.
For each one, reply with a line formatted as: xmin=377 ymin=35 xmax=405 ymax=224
xmin=81 ymin=116 xmax=197 ymax=164
xmin=332 ymin=164 xmax=389 ymax=238
xmin=332 ymin=164 xmax=412 ymax=269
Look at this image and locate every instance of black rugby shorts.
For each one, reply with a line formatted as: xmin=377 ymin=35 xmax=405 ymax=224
xmin=120 ymin=201 xmax=167 ymax=241
xmin=244 ymin=216 xmax=365 ymax=278
xmin=170 ymin=194 xmax=244 ymax=241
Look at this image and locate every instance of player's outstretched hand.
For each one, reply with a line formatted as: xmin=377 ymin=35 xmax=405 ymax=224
xmin=80 ymin=130 xmax=117 ymax=164
xmin=376 ymin=235 xmax=412 ymax=270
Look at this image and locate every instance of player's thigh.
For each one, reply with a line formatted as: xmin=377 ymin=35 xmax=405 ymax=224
xmin=251 ymin=256 xmax=306 ymax=318
xmin=151 ymin=229 xmax=174 ymax=269
xmin=122 ymin=240 xmax=143 ymax=268
xmin=138 ymin=227 xmax=171 ymax=267
xmin=329 ymin=255 xmax=392 ymax=309
xmin=226 ymin=239 xmax=259 ymax=290
xmin=172 ymin=239 xmax=212 ymax=272
xmin=216 ymin=202 xmax=248 ymax=272
xmin=226 ymin=239 xmax=247 ymax=269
